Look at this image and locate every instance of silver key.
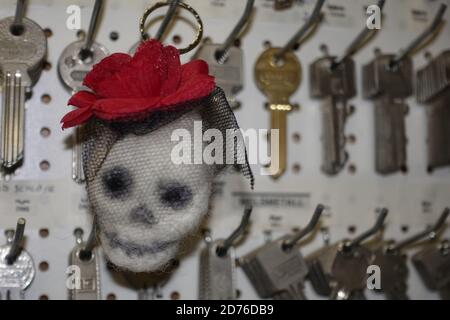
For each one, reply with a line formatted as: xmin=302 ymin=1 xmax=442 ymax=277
xmin=68 ymin=229 xmax=101 ymax=300
xmin=362 ymin=53 xmax=412 ymax=174
xmin=240 ymin=236 xmax=308 ymax=300
xmin=306 ymin=243 xmax=340 ymax=297
xmin=310 ymin=57 xmax=355 ymax=175
xmin=371 ymin=244 xmax=409 ymax=300
xmin=416 ymin=50 xmax=450 ymax=171
xmin=412 ymin=239 xmax=450 ymax=300
xmin=199 ymin=239 xmax=237 ymax=300
xmin=330 ymin=242 xmax=374 ymax=300
xmin=241 ymin=204 xmax=324 ymax=299
xmin=194 ymin=43 xmax=243 ymax=109
xmin=58 ymin=0 xmax=108 ymax=184
xmin=0 ymin=11 xmax=47 ymax=169
xmin=0 ymin=219 xmax=35 ymax=300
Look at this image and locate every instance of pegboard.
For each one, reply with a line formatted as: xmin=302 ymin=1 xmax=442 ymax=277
xmin=0 ymin=0 xmax=449 ymax=300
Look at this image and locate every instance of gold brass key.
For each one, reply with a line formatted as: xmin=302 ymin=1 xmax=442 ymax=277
xmin=255 ymin=48 xmax=301 ymax=179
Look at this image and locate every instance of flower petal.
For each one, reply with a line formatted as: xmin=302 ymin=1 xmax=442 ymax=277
xmin=61 ymin=107 xmax=93 ymax=129
xmin=92 ymin=97 xmax=161 ymax=120
xmin=160 ymin=45 xmax=181 ymax=96
xmin=83 ymin=53 xmax=132 ymax=94
xmin=161 ymin=74 xmax=215 ymax=106
xmin=68 ymin=91 xmax=97 ymax=109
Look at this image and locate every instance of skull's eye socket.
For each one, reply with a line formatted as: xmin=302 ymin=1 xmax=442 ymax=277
xmin=159 ymin=182 xmax=193 ymax=210
xmin=102 ymin=166 xmax=132 ymax=200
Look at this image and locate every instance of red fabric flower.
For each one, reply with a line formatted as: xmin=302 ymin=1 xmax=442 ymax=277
xmin=61 ymin=40 xmax=215 ymax=129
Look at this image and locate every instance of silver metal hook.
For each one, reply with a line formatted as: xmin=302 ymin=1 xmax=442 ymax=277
xmin=78 ymin=223 xmax=97 ymax=261
xmin=389 ymin=3 xmax=447 ymax=69
xmin=10 ymin=0 xmax=27 ymax=36
xmin=344 ymin=208 xmax=388 ymax=251
xmin=216 ymin=205 xmax=253 ymax=257
xmin=274 ymin=0 xmax=326 ymax=62
xmin=282 ymin=204 xmax=325 ymax=250
xmin=331 ymin=0 xmax=385 ymax=69
xmin=5 ymin=218 xmax=26 ymax=265
xmin=80 ymin=0 xmax=104 ymax=60
xmin=215 ymin=0 xmax=255 ymax=63
xmin=155 ymin=0 xmax=180 ymax=41
xmin=389 ymin=208 xmax=449 ymax=252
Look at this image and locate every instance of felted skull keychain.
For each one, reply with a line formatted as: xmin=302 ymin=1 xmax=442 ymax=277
xmin=61 ymin=2 xmax=253 ymax=273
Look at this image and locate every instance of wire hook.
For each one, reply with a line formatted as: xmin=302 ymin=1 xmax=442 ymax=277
xmin=215 ymin=0 xmax=255 ymax=63
xmin=216 ymin=205 xmax=253 ymax=257
xmin=80 ymin=0 xmax=104 ymax=60
xmin=331 ymin=0 xmax=385 ymax=69
xmin=78 ymin=223 xmax=97 ymax=261
xmin=154 ymin=0 xmax=180 ymax=41
xmin=389 ymin=3 xmax=447 ymax=69
xmin=10 ymin=0 xmax=26 ymax=36
xmin=282 ymin=204 xmax=325 ymax=250
xmin=343 ymin=208 xmax=388 ymax=251
xmin=274 ymin=0 xmax=326 ymax=62
xmin=5 ymin=218 xmax=26 ymax=265
xmin=389 ymin=208 xmax=449 ymax=252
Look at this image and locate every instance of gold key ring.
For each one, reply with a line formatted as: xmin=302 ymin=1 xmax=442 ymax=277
xmin=140 ymin=1 xmax=203 ymax=54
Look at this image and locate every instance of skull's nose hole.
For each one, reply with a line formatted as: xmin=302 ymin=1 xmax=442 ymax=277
xmin=130 ymin=205 xmax=156 ymax=225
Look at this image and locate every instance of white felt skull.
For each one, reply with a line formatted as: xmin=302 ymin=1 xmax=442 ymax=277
xmin=87 ymin=109 xmax=213 ymax=272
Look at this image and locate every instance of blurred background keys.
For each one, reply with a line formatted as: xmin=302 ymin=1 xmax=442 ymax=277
xmin=194 ymin=0 xmax=254 ymax=110
xmin=199 ymin=206 xmax=252 ymax=300
xmin=240 ymin=205 xmax=323 ymax=299
xmin=58 ymin=0 xmax=108 ymax=184
xmin=416 ymin=50 xmax=450 ymax=172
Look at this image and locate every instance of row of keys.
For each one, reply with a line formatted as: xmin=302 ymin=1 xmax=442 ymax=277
xmin=0 ymin=1 xmax=449 ymax=180
xmin=202 ymin=206 xmax=450 ymax=301
xmin=1 ymin=206 xmax=448 ymax=300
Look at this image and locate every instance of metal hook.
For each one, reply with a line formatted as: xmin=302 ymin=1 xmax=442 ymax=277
xmin=389 ymin=208 xmax=449 ymax=252
xmin=274 ymin=0 xmax=326 ymax=62
xmin=389 ymin=3 xmax=447 ymax=69
xmin=5 ymin=218 xmax=26 ymax=265
xmin=154 ymin=0 xmax=180 ymax=41
xmin=282 ymin=204 xmax=325 ymax=251
xmin=343 ymin=208 xmax=388 ymax=251
xmin=216 ymin=205 xmax=253 ymax=257
xmin=80 ymin=0 xmax=104 ymax=61
xmin=78 ymin=223 xmax=97 ymax=261
xmin=331 ymin=0 xmax=385 ymax=69
xmin=215 ymin=0 xmax=255 ymax=63
xmin=10 ymin=0 xmax=26 ymax=36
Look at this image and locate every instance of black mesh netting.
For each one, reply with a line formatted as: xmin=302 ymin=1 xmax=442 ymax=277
xmin=80 ymin=87 xmax=253 ymax=272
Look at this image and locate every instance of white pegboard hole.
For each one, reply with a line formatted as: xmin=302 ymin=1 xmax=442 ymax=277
xmin=109 ymin=31 xmax=119 ymax=41
xmin=39 ymin=228 xmax=50 ymax=238
xmin=292 ymin=163 xmax=302 ymax=174
xmin=39 ymin=160 xmax=51 ymax=172
xmin=40 ymin=127 xmax=51 ymax=138
xmin=401 ymin=225 xmax=410 ymax=234
xmin=39 ymin=294 xmax=49 ymax=300
xmin=172 ymin=35 xmax=182 ymax=45
xmin=170 ymin=291 xmax=181 ymax=300
xmin=348 ymin=164 xmax=357 ymax=175
xmin=347 ymin=134 xmax=356 ymax=145
xmin=106 ymin=293 xmax=117 ymax=300
xmin=347 ymin=225 xmax=357 ymax=235
xmin=39 ymin=261 xmax=49 ymax=272
xmin=41 ymin=94 xmax=52 ymax=104
xmin=292 ymin=132 xmax=302 ymax=143
xmin=43 ymin=28 xmax=53 ymax=38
